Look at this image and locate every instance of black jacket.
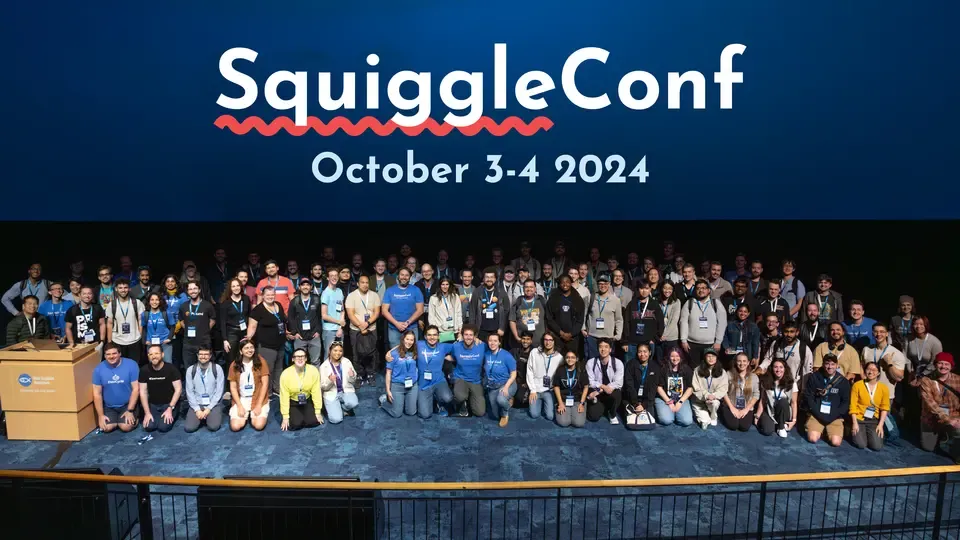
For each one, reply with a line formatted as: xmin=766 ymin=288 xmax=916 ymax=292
xmin=623 ymin=359 xmax=659 ymax=410
xmin=544 ymin=290 xmax=585 ymax=337
xmin=624 ymin=296 xmax=664 ymax=345
xmin=803 ymin=369 xmax=850 ymax=424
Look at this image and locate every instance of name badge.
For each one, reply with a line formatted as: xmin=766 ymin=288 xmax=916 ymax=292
xmin=238 ymin=320 xmax=247 ymax=331
xmin=277 ymin=322 xmax=285 ymax=335
xmin=526 ymin=319 xmax=536 ymax=331
xmin=424 ymin=371 xmax=433 ymax=381
xmin=187 ymin=326 xmax=197 ymax=338
xmin=565 ymin=396 xmax=575 ymax=407
xmin=335 ymin=301 xmax=343 ymax=312
xmin=939 ymin=405 xmax=950 ymax=416
xmin=200 ymin=393 xmax=210 ymax=406
xmin=301 ymin=319 xmax=311 ymax=331
xmin=595 ymin=318 xmax=605 ymax=329
xmin=84 ymin=330 xmax=95 ymax=343
xmin=404 ymin=377 xmax=413 ymax=389
xmin=736 ymin=395 xmax=746 ymax=409
xmin=151 ymin=337 xmax=161 ymax=345
xmin=735 ymin=346 xmax=744 ymax=352
xmin=864 ymin=406 xmax=876 ymax=419
xmin=543 ymin=375 xmax=551 ymax=388
xmin=241 ymin=384 xmax=254 ymax=397
xmin=446 ymin=316 xmax=453 ymax=322
xmin=364 ymin=314 xmax=371 ymax=321
xmin=820 ymin=401 xmax=831 ymax=415
xmin=297 ymin=392 xmax=307 ymax=405
xmin=276 ymin=287 xmax=288 ymax=294
xmin=698 ymin=316 xmax=709 ymax=329
xmin=121 ymin=322 xmax=131 ymax=334
xmin=637 ymin=387 xmax=645 ymax=398
xmin=635 ymin=323 xmax=645 ymax=335
xmin=485 ymin=311 xmax=495 ymax=319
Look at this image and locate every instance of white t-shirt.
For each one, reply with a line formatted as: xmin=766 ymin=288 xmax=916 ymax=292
xmin=106 ymin=298 xmax=145 ymax=345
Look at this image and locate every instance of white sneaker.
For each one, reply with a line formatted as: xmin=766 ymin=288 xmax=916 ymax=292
xmin=609 ymin=416 xmax=620 ymax=425
xmin=711 ymin=418 xmax=718 ymax=427
xmin=777 ymin=429 xmax=788 ymax=438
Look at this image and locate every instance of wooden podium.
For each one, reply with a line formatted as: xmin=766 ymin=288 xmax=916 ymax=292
xmin=0 ymin=341 xmax=100 ymax=441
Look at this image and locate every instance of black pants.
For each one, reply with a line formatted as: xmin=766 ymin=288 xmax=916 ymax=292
xmin=287 ymin=400 xmax=321 ymax=431
xmin=117 ymin=341 xmax=143 ymax=365
xmin=477 ymin=328 xmax=499 ymax=343
xmin=757 ymin=398 xmax=792 ymax=435
xmin=350 ymin=329 xmax=379 ymax=379
xmin=686 ymin=342 xmax=711 ymax=367
xmin=587 ymin=389 xmax=622 ymax=422
xmin=720 ymin=403 xmax=755 ymax=432
xmin=223 ymin=327 xmax=245 ymax=364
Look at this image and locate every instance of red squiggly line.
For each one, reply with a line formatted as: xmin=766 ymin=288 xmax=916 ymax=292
xmin=214 ymin=115 xmax=553 ymax=136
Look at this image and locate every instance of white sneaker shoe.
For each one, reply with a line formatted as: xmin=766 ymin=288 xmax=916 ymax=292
xmin=777 ymin=429 xmax=788 ymax=438
xmin=711 ymin=418 xmax=718 ymax=427
xmin=609 ymin=416 xmax=620 ymax=425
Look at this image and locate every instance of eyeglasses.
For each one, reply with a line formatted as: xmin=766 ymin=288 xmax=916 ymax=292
xmin=293 ymin=354 xmax=308 ymax=359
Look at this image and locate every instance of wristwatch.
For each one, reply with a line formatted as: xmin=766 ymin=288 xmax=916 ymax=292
xmin=579 ymin=401 xmax=585 ymax=406
xmin=127 ymin=408 xmax=136 ymax=413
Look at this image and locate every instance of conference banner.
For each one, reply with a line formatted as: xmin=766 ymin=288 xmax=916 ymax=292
xmin=5 ymin=1 xmax=956 ymax=221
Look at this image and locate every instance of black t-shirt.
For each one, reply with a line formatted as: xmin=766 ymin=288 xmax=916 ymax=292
xmin=138 ymin=362 xmax=181 ymax=405
xmin=757 ymin=297 xmax=792 ymax=325
xmin=219 ymin=296 xmax=251 ymax=333
xmin=551 ymin=366 xmax=589 ymax=397
xmin=178 ymin=300 xmax=216 ymax=346
xmin=722 ymin=296 xmax=759 ymax=318
xmin=657 ymin=364 xmax=694 ymax=398
xmin=511 ymin=347 xmax=532 ymax=385
xmin=250 ymin=303 xmax=287 ymax=350
xmin=66 ymin=303 xmax=106 ymax=343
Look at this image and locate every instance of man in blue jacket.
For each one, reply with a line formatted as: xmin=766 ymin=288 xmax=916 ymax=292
xmin=803 ymin=353 xmax=850 ymax=447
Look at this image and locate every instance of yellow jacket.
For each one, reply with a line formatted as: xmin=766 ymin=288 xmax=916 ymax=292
xmin=848 ymin=380 xmax=889 ymax=421
xmin=279 ymin=364 xmax=323 ymax=419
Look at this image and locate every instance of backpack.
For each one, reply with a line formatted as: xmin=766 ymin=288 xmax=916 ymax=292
xmin=189 ymin=364 xmax=220 ymax=385
xmin=14 ymin=279 xmax=50 ymax=310
xmin=111 ymin=298 xmax=141 ymax=332
xmin=781 ymin=277 xmax=800 ymax=301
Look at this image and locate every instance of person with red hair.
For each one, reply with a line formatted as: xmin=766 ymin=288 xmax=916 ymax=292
xmin=918 ymin=352 xmax=960 ymax=462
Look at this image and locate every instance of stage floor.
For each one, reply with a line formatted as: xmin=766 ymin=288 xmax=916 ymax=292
xmin=0 ymin=383 xmax=951 ymax=481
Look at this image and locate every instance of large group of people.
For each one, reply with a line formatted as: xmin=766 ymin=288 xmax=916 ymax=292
xmin=2 ymin=241 xmax=958 ymax=462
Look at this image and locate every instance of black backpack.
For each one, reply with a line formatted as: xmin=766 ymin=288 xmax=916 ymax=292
xmin=13 ymin=279 xmax=50 ymax=310
xmin=189 ymin=364 xmax=220 ymax=385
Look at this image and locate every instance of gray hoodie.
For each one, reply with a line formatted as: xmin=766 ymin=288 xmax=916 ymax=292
xmin=679 ymin=297 xmax=726 ymax=346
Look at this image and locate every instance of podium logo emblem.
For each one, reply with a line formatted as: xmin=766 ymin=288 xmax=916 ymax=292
xmin=18 ymin=374 xmax=32 ymax=387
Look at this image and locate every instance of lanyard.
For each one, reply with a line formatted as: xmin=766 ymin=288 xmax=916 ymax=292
xmin=82 ymin=306 xmax=93 ymax=320
xmin=707 ymin=376 xmax=713 ymax=392
xmin=118 ymin=300 xmax=130 ymax=320
xmin=916 ymin=336 xmax=929 ymax=361
xmin=596 ymin=296 xmax=608 ymax=315
xmin=333 ymin=362 xmax=343 ymax=382
xmin=565 ymin=369 xmax=577 ymax=394
xmin=268 ymin=277 xmax=279 ymax=288
xmin=738 ymin=378 xmax=745 ymax=396
xmin=660 ymin=301 xmax=668 ymax=317
xmin=523 ymin=297 xmax=535 ymax=311
xmin=695 ymin=300 xmax=709 ymax=316
xmin=233 ymin=300 xmax=244 ymax=313
xmin=26 ymin=281 xmax=40 ymax=297
xmin=810 ymin=321 xmax=819 ymax=340
xmin=873 ymin=345 xmax=889 ymax=364
xmin=442 ymin=296 xmax=449 ymax=313
xmin=750 ymin=281 xmax=760 ymax=295
xmin=783 ymin=341 xmax=798 ymax=360
xmin=301 ymin=297 xmax=311 ymax=312
xmin=738 ymin=323 xmax=745 ymax=344
xmin=189 ymin=302 xmax=201 ymax=317
xmin=150 ymin=312 xmax=163 ymax=333
xmin=268 ymin=305 xmax=281 ymax=323
xmin=638 ymin=299 xmax=650 ymax=318
xmin=376 ymin=278 xmax=384 ymax=292
xmin=483 ymin=288 xmax=494 ymax=304
xmin=865 ymin=381 xmax=878 ymax=406
xmin=769 ymin=298 xmax=779 ymax=313
xmin=774 ymin=382 xmax=784 ymax=401
xmin=199 ymin=367 xmax=208 ymax=389
xmin=684 ymin=284 xmax=695 ymax=298
xmin=819 ymin=295 xmax=829 ymax=311
xmin=543 ymin=280 xmax=553 ymax=297
xmin=360 ymin=291 xmax=371 ymax=312
xmin=543 ymin=351 xmax=555 ymax=374
xmin=245 ymin=369 xmax=253 ymax=388
xmin=640 ymin=364 xmax=649 ymax=385
xmin=50 ymin=304 xmax=64 ymax=326
xmin=298 ymin=367 xmax=306 ymax=392
xmin=900 ymin=317 xmax=910 ymax=337
xmin=934 ymin=381 xmax=947 ymax=401
xmin=26 ymin=316 xmax=37 ymax=336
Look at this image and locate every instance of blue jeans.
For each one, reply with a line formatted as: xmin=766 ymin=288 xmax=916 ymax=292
xmin=385 ymin=382 xmax=419 ymax=417
xmin=387 ymin=325 xmax=420 ymax=350
xmin=159 ymin=343 xmax=173 ymax=364
xmin=321 ymin=329 xmax=341 ymax=361
xmin=529 ymin=391 xmax=555 ymax=420
xmin=654 ymin=397 xmax=694 ymax=426
xmin=584 ymin=335 xmax=600 ymax=360
xmin=323 ymin=391 xmax=359 ymax=424
xmin=486 ymin=382 xmax=517 ymax=419
xmin=417 ymin=383 xmax=454 ymax=419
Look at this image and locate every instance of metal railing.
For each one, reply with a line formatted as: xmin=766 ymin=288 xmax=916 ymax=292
xmin=0 ymin=466 xmax=958 ymax=539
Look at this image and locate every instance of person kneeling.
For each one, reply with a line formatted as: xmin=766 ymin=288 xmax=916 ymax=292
xmin=228 ymin=338 xmax=271 ymax=432
xmin=92 ymin=342 xmax=140 ymax=433
xmin=280 ymin=348 xmax=324 ymax=431
xmin=848 ymin=361 xmax=889 ymax=451
xmin=553 ymin=351 xmax=589 ymax=428
xmin=320 ymin=342 xmax=359 ymax=423
xmin=721 ymin=352 xmax=761 ymax=432
xmin=381 ymin=331 xmax=420 ymax=417
xmin=692 ymin=349 xmax=729 ymax=430
xmin=655 ymin=348 xmax=694 ymax=427
xmin=586 ymin=339 xmax=624 ymax=424
xmin=140 ymin=344 xmax=181 ymax=433
xmin=803 ymin=353 xmax=850 ymax=446
xmin=185 ymin=347 xmax=225 ymax=433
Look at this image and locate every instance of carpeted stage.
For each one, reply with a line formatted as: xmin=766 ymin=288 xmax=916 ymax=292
xmin=0 ymin=383 xmax=950 ymax=481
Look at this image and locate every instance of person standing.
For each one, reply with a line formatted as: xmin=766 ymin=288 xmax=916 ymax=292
xmin=92 ymin=343 xmax=140 ymax=433
xmin=468 ymin=268 xmax=509 ymax=343
xmin=142 ymin=293 xmax=174 ymax=364
xmin=428 ymin=278 xmax=461 ymax=343
xmin=813 ymin=323 xmax=863 ymax=382
xmin=105 ymin=279 xmax=145 ymax=364
xmin=509 ymin=280 xmax=548 ymax=346
xmin=38 ymin=282 xmax=73 ymax=340
xmin=707 ymin=262 xmax=733 ymax=300
xmin=346 ymin=275 xmax=381 ymax=384
xmin=457 ymin=269 xmax=476 ymax=325
xmin=756 ymin=282 xmax=792 ymax=325
xmin=94 ymin=266 xmax=115 ymax=310
xmin=842 ymin=300 xmax=878 ymax=353
xmin=183 ymin=347 xmax=225 ymax=433
xmin=206 ymin=248 xmax=231 ymax=302
xmin=178 ymin=282 xmax=216 ymax=370
xmin=382 ymin=268 xmax=425 ymax=349
xmin=800 ymin=275 xmax=843 ymax=324
xmin=256 ymin=260 xmax=295 ymax=312
xmin=2 ymin=263 xmax=49 ymax=316
xmin=65 ymin=287 xmax=106 ymax=349
xmin=139 ymin=345 xmax=182 ymax=433
xmin=679 ymin=280 xmax=726 ymax=367
xmin=319 ymin=268 xmax=347 ymax=360
xmin=218 ymin=278 xmax=250 ymax=361
xmin=544 ymin=275 xmax=585 ymax=357
xmin=5 ymin=295 xmax=51 ymax=344
xmin=623 ymin=282 xmax=664 ymax=364
xmin=582 ymin=274 xmax=624 ymax=361
xmin=722 ymin=304 xmax=761 ymax=370
xmin=289 ymin=278 xmax=323 ymax=365
xmin=246 ymin=287 xmax=289 ymax=395
xmin=130 ymin=266 xmax=160 ymax=303
xmin=779 ymin=260 xmax=805 ymax=320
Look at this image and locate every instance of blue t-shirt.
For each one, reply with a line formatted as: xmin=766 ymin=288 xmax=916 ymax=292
xmin=164 ymin=293 xmax=189 ymax=327
xmin=387 ymin=349 xmax=418 ymax=384
xmin=383 ymin=285 xmax=424 ymax=330
xmin=483 ymin=349 xmax=517 ymax=387
xmin=92 ymin=358 xmax=140 ymax=409
xmin=843 ymin=317 xmax=878 ymax=349
xmin=38 ymin=300 xmax=73 ymax=337
xmin=451 ymin=341 xmax=487 ymax=384
xmin=141 ymin=311 xmax=171 ymax=344
xmin=416 ymin=340 xmax=454 ymax=389
xmin=320 ymin=287 xmax=345 ymax=331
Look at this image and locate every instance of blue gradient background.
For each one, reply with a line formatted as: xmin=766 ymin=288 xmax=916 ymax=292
xmin=4 ymin=1 xmax=958 ymax=221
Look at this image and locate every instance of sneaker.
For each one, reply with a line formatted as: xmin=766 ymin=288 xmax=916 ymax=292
xmin=378 ymin=394 xmax=387 ymax=407
xmin=777 ymin=429 xmax=788 ymax=438
xmin=499 ymin=416 xmax=509 ymax=427
xmin=438 ymin=408 xmax=449 ymax=417
xmin=711 ymin=418 xmax=718 ymax=427
xmin=345 ymin=408 xmax=356 ymax=417
xmin=457 ymin=403 xmax=469 ymax=417
xmin=609 ymin=416 xmax=620 ymax=426
xmin=701 ymin=422 xmax=709 ymax=430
